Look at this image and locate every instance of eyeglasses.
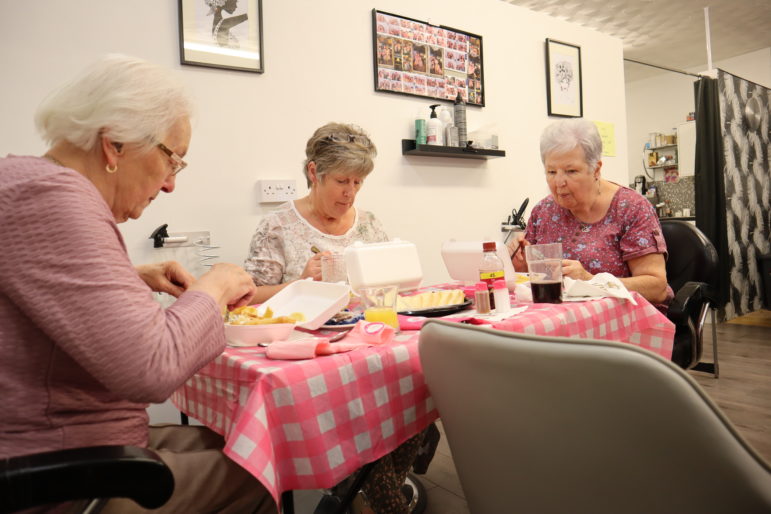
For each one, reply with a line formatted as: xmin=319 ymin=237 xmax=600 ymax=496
xmin=325 ymin=133 xmax=372 ymax=146
xmin=156 ymin=142 xmax=187 ymax=176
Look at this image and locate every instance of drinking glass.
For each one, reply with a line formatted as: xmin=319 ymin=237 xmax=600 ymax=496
xmin=321 ymin=254 xmax=347 ymax=283
xmin=361 ymin=285 xmax=399 ymax=330
xmin=525 ymin=243 xmax=563 ymax=304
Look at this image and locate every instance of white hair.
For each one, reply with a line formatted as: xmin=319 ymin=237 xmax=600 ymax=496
xmin=34 ymin=54 xmax=193 ymax=153
xmin=540 ymin=118 xmax=602 ymax=170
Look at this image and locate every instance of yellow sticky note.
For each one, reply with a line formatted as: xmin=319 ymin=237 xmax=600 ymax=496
xmin=593 ymin=121 xmax=616 ymax=157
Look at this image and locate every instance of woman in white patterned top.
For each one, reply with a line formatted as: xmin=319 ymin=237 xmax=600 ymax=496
xmin=244 ymin=122 xmax=388 ymax=303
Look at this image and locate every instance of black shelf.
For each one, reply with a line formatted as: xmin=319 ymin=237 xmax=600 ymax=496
xmin=401 ymin=139 xmax=506 ymax=160
xmin=649 ymin=144 xmax=677 ymax=150
xmin=649 ymin=163 xmax=678 ymax=169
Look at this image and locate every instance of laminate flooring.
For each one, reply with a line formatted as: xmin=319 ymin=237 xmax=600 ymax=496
xmin=295 ymin=315 xmax=771 ymax=514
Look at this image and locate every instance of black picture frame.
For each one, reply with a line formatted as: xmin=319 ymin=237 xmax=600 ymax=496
xmin=545 ymin=38 xmax=583 ymax=117
xmin=178 ymin=0 xmax=264 ymax=73
xmin=372 ymin=9 xmax=485 ymax=107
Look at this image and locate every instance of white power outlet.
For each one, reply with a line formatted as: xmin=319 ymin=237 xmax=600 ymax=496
xmin=257 ymin=180 xmax=297 ymax=203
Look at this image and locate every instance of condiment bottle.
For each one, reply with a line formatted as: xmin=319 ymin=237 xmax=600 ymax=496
xmin=479 ymin=241 xmax=504 ymax=309
xmin=492 ymin=279 xmax=511 ymax=314
xmin=474 ymin=281 xmax=491 ymax=314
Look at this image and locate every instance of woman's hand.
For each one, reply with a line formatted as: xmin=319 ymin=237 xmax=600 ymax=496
xmin=507 ymin=234 xmax=529 ymax=272
xmin=189 ymin=263 xmax=258 ymax=311
xmin=561 ymin=259 xmax=594 ymax=281
xmin=301 ymin=251 xmax=329 ymax=281
xmin=136 ymin=261 xmax=195 ymax=297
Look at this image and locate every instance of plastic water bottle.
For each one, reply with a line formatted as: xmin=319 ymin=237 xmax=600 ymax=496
xmin=479 ymin=242 xmax=504 ymax=309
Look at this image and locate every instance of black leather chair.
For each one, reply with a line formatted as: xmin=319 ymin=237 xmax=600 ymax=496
xmin=660 ymin=220 xmax=721 ymax=377
xmin=0 ymin=445 xmax=174 ymax=514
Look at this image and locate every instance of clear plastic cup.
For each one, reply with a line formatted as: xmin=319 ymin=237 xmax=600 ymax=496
xmin=321 ymin=254 xmax=347 ymax=283
xmin=525 ymin=243 xmax=563 ymax=304
xmin=361 ymin=285 xmax=399 ymax=330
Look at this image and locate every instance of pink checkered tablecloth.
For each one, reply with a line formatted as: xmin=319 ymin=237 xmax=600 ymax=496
xmin=172 ymin=290 xmax=674 ymax=503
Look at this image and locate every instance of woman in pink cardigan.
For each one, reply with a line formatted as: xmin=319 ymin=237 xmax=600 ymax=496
xmin=0 ymin=55 xmax=275 ymax=514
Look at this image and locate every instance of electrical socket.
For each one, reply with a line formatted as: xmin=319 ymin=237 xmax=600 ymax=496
xmin=257 ymin=180 xmax=297 ymax=203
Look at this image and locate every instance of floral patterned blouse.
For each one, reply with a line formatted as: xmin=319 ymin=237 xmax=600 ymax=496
xmin=244 ymin=201 xmax=389 ymax=286
xmin=525 ymin=185 xmax=668 ymax=278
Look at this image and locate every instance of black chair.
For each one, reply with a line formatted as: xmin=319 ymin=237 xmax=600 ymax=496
xmin=660 ymin=220 xmax=721 ymax=377
xmin=0 ymin=445 xmax=174 ymax=514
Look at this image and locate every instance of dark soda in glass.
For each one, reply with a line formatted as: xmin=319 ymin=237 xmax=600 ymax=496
xmin=531 ymin=280 xmax=562 ymax=304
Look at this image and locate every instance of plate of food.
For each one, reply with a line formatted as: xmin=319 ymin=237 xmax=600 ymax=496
xmin=224 ymin=305 xmax=306 ymax=346
xmin=321 ymin=310 xmax=364 ymax=329
xmin=396 ymin=289 xmax=472 ymax=317
xmin=398 ymin=298 xmax=473 ymax=317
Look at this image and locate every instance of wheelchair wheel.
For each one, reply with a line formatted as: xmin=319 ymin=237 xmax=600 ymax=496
xmin=403 ymin=473 xmax=428 ymax=514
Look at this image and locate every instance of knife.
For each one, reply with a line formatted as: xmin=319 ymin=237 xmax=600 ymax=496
xmin=513 ymin=197 xmax=529 ymax=227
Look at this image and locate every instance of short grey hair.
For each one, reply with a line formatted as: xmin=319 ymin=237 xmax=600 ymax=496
xmin=303 ymin=122 xmax=377 ymax=187
xmin=34 ymin=54 xmax=193 ymax=153
xmin=539 ymin=118 xmax=602 ymax=170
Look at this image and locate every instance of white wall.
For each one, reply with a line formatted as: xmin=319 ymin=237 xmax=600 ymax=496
xmin=625 ymin=47 xmax=771 ymax=183
xmin=0 ymin=0 xmax=628 ymax=286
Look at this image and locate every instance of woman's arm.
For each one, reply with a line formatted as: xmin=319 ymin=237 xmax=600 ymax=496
xmin=620 ymin=253 xmax=669 ymax=304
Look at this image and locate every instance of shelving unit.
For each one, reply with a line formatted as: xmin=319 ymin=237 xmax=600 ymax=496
xmin=646 ymin=143 xmax=678 ymax=170
xmin=401 ymin=139 xmax=506 ymax=160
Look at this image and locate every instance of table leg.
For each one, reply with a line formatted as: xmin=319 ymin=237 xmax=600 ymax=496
xmin=281 ymin=490 xmax=294 ymax=514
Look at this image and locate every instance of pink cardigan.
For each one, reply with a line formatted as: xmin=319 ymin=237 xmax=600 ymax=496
xmin=0 ymin=155 xmax=225 ymax=458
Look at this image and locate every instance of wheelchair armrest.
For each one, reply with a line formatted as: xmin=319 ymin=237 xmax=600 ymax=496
xmin=669 ymin=281 xmax=709 ymax=323
xmin=0 ymin=445 xmax=174 ymax=513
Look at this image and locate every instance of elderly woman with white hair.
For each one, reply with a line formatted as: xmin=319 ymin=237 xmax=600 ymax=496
xmin=0 ymin=55 xmax=276 ymax=513
xmin=245 ymin=122 xmax=389 ymax=303
xmin=511 ymin=118 xmax=671 ymax=306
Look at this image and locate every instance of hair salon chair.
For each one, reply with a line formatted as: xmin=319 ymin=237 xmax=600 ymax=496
xmin=0 ymin=445 xmax=174 ymax=514
xmin=418 ymin=320 xmax=771 ymax=514
xmin=660 ymin=219 xmax=721 ymax=377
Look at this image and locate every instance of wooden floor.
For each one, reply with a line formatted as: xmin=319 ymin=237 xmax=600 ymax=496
xmin=296 ymin=313 xmax=771 ymax=513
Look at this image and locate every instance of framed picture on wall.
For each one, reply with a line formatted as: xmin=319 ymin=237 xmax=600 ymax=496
xmin=178 ymin=0 xmax=264 ymax=73
xmin=545 ymin=38 xmax=582 ymax=117
xmin=372 ymin=9 xmax=485 ymax=106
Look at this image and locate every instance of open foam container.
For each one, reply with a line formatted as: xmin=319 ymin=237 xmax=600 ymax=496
xmin=262 ymin=279 xmax=351 ymax=330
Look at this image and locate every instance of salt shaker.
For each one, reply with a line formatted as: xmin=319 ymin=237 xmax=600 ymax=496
xmin=492 ymin=279 xmax=511 ymax=314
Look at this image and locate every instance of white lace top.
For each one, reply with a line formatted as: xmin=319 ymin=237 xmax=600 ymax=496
xmin=244 ymin=201 xmax=389 ymax=285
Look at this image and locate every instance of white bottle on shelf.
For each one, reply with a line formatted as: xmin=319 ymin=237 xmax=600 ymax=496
xmin=426 ymin=104 xmax=444 ymax=146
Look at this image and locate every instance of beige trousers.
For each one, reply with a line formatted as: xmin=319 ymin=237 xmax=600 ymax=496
xmin=101 ymin=425 xmax=277 ymax=514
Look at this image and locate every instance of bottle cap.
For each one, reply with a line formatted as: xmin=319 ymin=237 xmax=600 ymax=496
xmin=482 ymin=241 xmax=496 ymax=252
xmin=475 ymin=282 xmax=488 ymax=291
xmin=493 ymin=279 xmax=506 ymax=290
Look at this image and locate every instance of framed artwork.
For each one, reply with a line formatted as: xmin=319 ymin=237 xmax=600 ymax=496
xmin=372 ymin=9 xmax=485 ymax=106
xmin=178 ymin=0 xmax=264 ymax=73
xmin=545 ymin=38 xmax=583 ymax=117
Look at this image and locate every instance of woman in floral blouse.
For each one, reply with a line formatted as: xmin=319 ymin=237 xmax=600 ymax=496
xmin=244 ymin=122 xmax=388 ymax=303
xmin=510 ymin=119 xmax=671 ymax=306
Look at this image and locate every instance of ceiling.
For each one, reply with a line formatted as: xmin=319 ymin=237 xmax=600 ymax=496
xmin=502 ymin=0 xmax=771 ymax=82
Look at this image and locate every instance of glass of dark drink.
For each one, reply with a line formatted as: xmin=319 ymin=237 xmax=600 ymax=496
xmin=525 ymin=243 xmax=563 ymax=304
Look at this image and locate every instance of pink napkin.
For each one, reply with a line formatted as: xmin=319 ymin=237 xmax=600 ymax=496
xmin=265 ymin=321 xmax=395 ymax=360
xmin=350 ymin=320 xmax=395 ymax=344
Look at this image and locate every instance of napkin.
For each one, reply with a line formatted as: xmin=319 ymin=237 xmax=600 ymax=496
xmin=265 ymin=321 xmax=394 ymax=360
xmin=563 ymin=273 xmax=637 ymax=305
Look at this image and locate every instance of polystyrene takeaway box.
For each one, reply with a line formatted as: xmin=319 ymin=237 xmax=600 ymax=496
xmin=344 ymin=240 xmax=423 ymax=292
xmin=262 ymin=279 xmax=351 ymax=330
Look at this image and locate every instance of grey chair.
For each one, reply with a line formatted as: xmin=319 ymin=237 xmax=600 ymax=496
xmin=418 ymin=320 xmax=771 ymax=514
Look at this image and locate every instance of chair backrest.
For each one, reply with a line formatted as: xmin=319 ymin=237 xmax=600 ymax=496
xmin=418 ymin=320 xmax=771 ymax=514
xmin=660 ymin=220 xmax=719 ymax=294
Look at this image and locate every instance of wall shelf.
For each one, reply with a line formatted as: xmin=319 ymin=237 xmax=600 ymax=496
xmin=401 ymin=139 xmax=506 ymax=160
xmin=649 ymin=163 xmax=678 ymax=169
xmin=649 ymin=144 xmax=677 ymax=150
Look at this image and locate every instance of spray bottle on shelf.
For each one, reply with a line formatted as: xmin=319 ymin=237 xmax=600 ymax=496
xmin=454 ymin=92 xmax=467 ymax=147
xmin=479 ymin=241 xmax=504 ymax=310
xmin=426 ymin=104 xmax=444 ymax=145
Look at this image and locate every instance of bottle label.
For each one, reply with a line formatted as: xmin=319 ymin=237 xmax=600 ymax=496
xmin=479 ymin=270 xmax=504 ymax=280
